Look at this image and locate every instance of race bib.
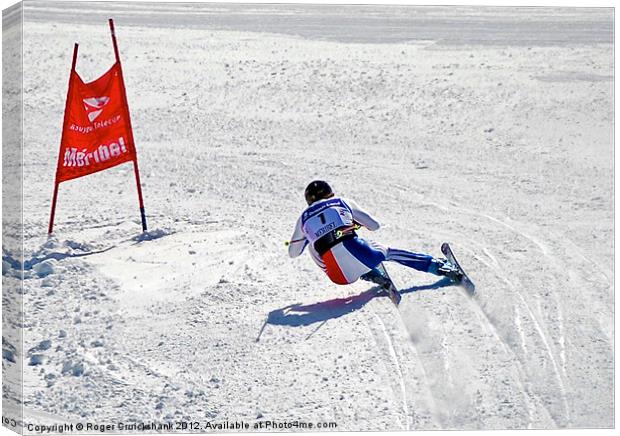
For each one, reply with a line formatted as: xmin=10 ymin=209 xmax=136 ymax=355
xmin=301 ymin=198 xmax=354 ymax=243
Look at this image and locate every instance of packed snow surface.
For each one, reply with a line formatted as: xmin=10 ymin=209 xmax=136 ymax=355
xmin=2 ymin=3 xmax=613 ymax=431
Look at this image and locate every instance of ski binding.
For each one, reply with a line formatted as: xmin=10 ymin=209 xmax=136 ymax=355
xmin=441 ymin=242 xmax=475 ymax=294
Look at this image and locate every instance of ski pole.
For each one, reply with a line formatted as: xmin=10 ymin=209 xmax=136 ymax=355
xmin=284 ymin=237 xmax=306 ymax=247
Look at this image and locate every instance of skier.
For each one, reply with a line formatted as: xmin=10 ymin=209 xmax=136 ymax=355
xmin=288 ymin=180 xmax=461 ymax=287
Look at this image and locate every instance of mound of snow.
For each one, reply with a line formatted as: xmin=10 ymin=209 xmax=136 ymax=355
xmin=32 ymin=259 xmax=58 ymax=277
xmin=2 ymin=338 xmax=17 ymax=363
xmin=29 ymin=340 xmax=52 ymax=353
xmin=2 ymin=349 xmax=17 ymax=363
xmin=2 ymin=260 xmax=12 ymax=275
xmin=132 ymin=228 xmax=174 ymax=242
xmin=62 ymin=360 xmax=86 ymax=377
xmin=29 ymin=354 xmax=46 ymax=366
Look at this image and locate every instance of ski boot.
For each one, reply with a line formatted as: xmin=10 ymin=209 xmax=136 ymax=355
xmin=360 ymin=267 xmax=392 ymax=289
xmin=361 ymin=265 xmax=401 ymax=306
xmin=430 ymin=258 xmax=463 ymax=283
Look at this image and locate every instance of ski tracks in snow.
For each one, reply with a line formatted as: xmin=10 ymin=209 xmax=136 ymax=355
xmin=370 ymin=310 xmax=411 ymax=430
xmin=441 ymin=206 xmax=570 ymax=425
xmin=412 ymin=198 xmax=611 ymax=427
xmin=361 ymin=298 xmax=442 ymax=430
xmin=375 ymin=190 xmax=589 ymax=427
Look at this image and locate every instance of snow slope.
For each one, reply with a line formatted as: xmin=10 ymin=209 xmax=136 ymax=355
xmin=3 ymin=4 xmax=613 ymax=431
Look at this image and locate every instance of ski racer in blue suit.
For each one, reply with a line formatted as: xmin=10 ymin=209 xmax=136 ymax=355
xmin=288 ymin=180 xmax=460 ymax=285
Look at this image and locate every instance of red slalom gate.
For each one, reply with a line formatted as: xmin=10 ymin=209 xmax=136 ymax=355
xmin=49 ymin=19 xmax=147 ymax=234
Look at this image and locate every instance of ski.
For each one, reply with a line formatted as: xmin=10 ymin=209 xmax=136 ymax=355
xmin=441 ymin=242 xmax=475 ymax=294
xmin=376 ymin=263 xmax=402 ymax=306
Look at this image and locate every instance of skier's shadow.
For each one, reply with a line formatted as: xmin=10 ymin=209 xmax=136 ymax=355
xmin=260 ymin=277 xmax=453 ymax=337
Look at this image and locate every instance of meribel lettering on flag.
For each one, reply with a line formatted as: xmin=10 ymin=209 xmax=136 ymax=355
xmin=56 ymin=62 xmax=136 ymax=182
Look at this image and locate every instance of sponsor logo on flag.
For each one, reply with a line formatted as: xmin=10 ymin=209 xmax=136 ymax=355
xmin=83 ymin=96 xmax=110 ymax=122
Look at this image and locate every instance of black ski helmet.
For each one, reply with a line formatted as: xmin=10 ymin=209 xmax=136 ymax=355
xmin=304 ymin=180 xmax=334 ymax=205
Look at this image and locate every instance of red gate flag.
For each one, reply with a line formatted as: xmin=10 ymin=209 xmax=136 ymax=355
xmin=56 ymin=63 xmax=137 ymax=182
xmin=49 ymin=19 xmax=147 ymax=234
